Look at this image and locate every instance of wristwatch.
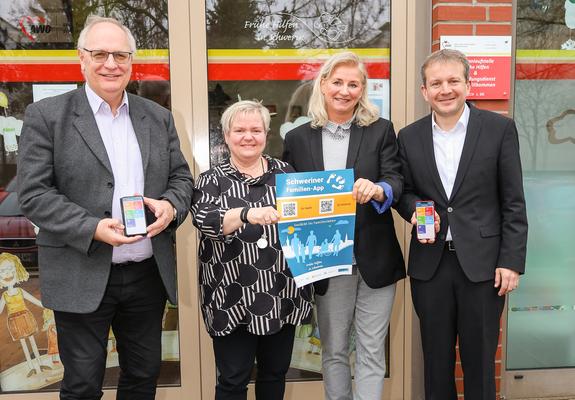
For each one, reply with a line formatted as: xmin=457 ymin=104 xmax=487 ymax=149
xmin=172 ymin=206 xmax=178 ymax=222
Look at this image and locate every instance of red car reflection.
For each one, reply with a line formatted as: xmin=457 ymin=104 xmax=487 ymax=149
xmin=0 ymin=178 xmax=37 ymax=270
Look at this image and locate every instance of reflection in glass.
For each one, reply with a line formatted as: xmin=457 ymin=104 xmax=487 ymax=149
xmin=206 ymin=0 xmax=391 ymax=163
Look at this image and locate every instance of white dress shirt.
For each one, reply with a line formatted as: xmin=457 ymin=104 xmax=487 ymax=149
xmin=432 ymin=103 xmax=470 ymax=241
xmin=85 ymin=84 xmax=153 ymax=263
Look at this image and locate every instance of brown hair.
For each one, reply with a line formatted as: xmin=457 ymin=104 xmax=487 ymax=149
xmin=421 ymin=49 xmax=470 ymax=85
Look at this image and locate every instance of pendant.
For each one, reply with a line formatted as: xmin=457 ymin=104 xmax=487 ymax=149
xmin=257 ymin=233 xmax=268 ymax=249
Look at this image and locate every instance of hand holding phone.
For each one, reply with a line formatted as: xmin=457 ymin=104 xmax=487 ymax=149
xmin=120 ymin=196 xmax=148 ymax=237
xmin=415 ymin=200 xmax=436 ymax=241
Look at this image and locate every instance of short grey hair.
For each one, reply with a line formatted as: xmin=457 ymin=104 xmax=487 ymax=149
xmin=308 ymin=51 xmax=379 ymax=128
xmin=77 ymin=15 xmax=137 ymax=53
xmin=220 ymin=100 xmax=271 ymax=135
xmin=421 ymin=49 xmax=470 ymax=85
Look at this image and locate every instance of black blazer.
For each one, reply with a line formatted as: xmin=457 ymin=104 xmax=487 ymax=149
xmin=396 ymin=104 xmax=528 ymax=282
xmin=282 ymin=118 xmax=406 ymax=295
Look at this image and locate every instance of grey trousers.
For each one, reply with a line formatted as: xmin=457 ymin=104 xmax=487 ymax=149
xmin=316 ymin=270 xmax=396 ymax=400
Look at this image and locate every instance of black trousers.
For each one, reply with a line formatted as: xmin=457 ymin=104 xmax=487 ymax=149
xmin=54 ymin=258 xmax=167 ymax=400
xmin=411 ymin=247 xmax=505 ymax=400
xmin=212 ymin=324 xmax=296 ymax=400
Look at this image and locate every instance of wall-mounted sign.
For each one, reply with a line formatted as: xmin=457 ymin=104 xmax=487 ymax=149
xmin=441 ymin=35 xmax=512 ymax=100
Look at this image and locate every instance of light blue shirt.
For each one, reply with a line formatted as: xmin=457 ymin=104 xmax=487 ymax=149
xmin=85 ymin=84 xmax=153 ymax=263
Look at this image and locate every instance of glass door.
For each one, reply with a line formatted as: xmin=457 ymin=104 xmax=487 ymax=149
xmin=0 ymin=1 xmax=200 ymax=398
xmin=194 ymin=1 xmax=409 ymax=398
xmin=502 ymin=1 xmax=575 ymax=397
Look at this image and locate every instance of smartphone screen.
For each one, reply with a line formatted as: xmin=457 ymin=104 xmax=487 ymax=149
xmin=120 ymin=196 xmax=148 ymax=237
xmin=415 ymin=200 xmax=435 ymax=240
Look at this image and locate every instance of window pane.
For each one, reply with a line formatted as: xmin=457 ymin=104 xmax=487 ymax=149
xmin=206 ymin=0 xmax=392 ymax=164
xmin=0 ymin=1 xmax=179 ymax=392
xmin=507 ymin=0 xmax=575 ymax=370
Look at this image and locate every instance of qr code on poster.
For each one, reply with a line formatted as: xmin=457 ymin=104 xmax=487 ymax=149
xmin=282 ymin=201 xmax=297 ymax=217
xmin=319 ymin=198 xmax=334 ymax=214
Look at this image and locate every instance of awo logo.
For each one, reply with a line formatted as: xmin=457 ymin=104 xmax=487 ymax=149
xmin=19 ymin=16 xmax=51 ymax=41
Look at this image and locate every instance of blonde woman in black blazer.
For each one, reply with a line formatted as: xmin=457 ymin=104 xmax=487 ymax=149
xmin=282 ymin=52 xmax=405 ymax=400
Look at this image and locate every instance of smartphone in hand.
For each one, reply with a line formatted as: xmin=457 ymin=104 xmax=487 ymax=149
xmin=120 ymin=196 xmax=148 ymax=237
xmin=415 ymin=200 xmax=435 ymax=240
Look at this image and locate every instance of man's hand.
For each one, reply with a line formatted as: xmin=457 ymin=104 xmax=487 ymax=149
xmin=494 ymin=267 xmax=519 ymax=296
xmin=247 ymin=206 xmax=279 ymax=226
xmin=410 ymin=210 xmax=441 ymax=244
xmin=143 ymin=197 xmax=174 ymax=238
xmin=94 ymin=218 xmax=143 ymax=246
xmin=353 ymin=178 xmax=384 ymax=204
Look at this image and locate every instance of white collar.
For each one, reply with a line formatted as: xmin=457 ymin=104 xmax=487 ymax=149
xmin=85 ymin=83 xmax=129 ymax=115
xmin=432 ymin=103 xmax=470 ymax=133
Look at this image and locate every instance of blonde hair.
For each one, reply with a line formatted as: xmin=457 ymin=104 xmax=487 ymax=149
xmin=421 ymin=49 xmax=470 ymax=85
xmin=0 ymin=253 xmax=29 ymax=287
xmin=77 ymin=15 xmax=137 ymax=53
xmin=308 ymin=51 xmax=379 ymax=128
xmin=220 ymin=100 xmax=271 ymax=135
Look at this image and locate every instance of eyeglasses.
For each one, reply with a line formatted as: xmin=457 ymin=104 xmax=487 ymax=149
xmin=82 ymin=48 xmax=133 ymax=64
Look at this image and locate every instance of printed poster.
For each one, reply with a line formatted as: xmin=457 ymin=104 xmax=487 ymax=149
xmin=441 ymin=35 xmax=512 ymax=99
xmin=367 ymin=78 xmax=390 ymax=120
xmin=276 ymin=169 xmax=356 ymax=287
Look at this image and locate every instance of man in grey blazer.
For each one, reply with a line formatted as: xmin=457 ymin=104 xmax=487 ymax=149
xmin=17 ymin=16 xmax=193 ymax=400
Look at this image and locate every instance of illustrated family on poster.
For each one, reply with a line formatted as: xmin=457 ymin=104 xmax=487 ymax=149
xmin=286 ymin=227 xmax=345 ymax=263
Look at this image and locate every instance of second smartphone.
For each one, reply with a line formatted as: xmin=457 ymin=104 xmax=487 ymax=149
xmin=415 ymin=200 xmax=435 ymax=240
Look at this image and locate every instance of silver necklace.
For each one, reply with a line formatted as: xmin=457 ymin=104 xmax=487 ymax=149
xmin=231 ymin=157 xmax=265 ymax=178
xmin=257 ymin=232 xmax=268 ymax=249
xmin=231 ymin=157 xmax=269 ymax=248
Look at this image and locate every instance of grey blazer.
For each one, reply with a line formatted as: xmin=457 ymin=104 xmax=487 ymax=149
xmin=17 ymin=86 xmax=193 ymax=313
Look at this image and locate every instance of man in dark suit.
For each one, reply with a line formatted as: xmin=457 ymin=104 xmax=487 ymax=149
xmin=396 ymin=49 xmax=528 ymax=399
xmin=17 ymin=16 xmax=193 ymax=400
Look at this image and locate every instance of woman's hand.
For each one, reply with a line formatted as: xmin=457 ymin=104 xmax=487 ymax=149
xmin=223 ymin=206 xmax=279 ymax=235
xmin=248 ymin=206 xmax=280 ymax=226
xmin=352 ymin=178 xmax=384 ymax=204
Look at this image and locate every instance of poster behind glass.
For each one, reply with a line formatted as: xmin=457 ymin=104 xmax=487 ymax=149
xmin=205 ymin=0 xmax=392 ymax=380
xmin=507 ymin=0 xmax=575 ymax=370
xmin=0 ymin=0 xmax=179 ymax=393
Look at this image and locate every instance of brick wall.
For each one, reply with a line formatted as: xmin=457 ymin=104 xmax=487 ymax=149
xmin=431 ymin=1 xmax=514 ymax=397
xmin=432 ymin=0 xmax=513 ymax=117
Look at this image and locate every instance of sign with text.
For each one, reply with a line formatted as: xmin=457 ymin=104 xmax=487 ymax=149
xmin=276 ymin=169 xmax=356 ymax=287
xmin=441 ymin=35 xmax=512 ymax=99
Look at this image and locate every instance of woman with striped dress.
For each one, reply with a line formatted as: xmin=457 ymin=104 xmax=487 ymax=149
xmin=191 ymin=100 xmax=313 ymax=400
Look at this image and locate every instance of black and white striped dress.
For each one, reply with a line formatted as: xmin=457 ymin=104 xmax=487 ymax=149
xmin=191 ymin=155 xmax=313 ymax=337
